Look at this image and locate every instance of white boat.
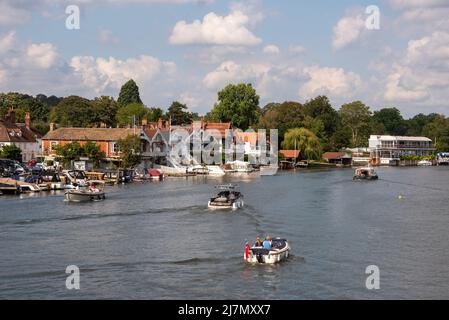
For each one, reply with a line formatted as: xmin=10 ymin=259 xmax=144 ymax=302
xmin=224 ymin=160 xmax=254 ymax=173
xmin=244 ymin=238 xmax=290 ymax=264
xmin=206 ymin=165 xmax=225 ymax=176
xmin=187 ymin=165 xmax=209 ymax=175
xmin=353 ymin=167 xmax=378 ymax=181
xmin=65 ymin=189 xmax=106 ymax=202
xmin=417 ymin=160 xmax=433 ymax=166
xmin=208 ymin=184 xmax=244 ymax=210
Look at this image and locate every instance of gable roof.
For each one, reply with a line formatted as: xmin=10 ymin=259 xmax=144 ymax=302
xmin=0 ymin=120 xmax=42 ymax=143
xmin=204 ymin=122 xmax=231 ymax=137
xmin=42 ymin=128 xmax=143 ymax=141
xmin=322 ymin=152 xmax=346 ymax=160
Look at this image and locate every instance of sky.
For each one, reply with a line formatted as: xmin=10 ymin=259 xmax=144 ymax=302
xmin=0 ymin=0 xmax=448 ymax=117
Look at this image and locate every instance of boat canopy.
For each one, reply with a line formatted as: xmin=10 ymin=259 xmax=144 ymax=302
xmin=214 ymin=184 xmax=239 ymax=191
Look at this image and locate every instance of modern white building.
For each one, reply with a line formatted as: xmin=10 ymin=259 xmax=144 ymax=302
xmin=369 ymin=135 xmax=435 ymax=165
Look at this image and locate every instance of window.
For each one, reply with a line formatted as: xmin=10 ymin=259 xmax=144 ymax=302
xmin=50 ymin=141 xmax=58 ymax=151
xmin=112 ymin=142 xmax=120 ymax=153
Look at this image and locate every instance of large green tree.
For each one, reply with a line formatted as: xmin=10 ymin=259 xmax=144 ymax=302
xmin=422 ymin=115 xmax=449 ymax=152
xmin=209 ymin=83 xmax=260 ymax=130
xmin=303 ymin=96 xmax=340 ymax=138
xmin=116 ymin=103 xmax=148 ymax=127
xmin=54 ymin=142 xmax=84 ymax=166
xmin=91 ymin=96 xmax=119 ymax=128
xmin=340 ymin=101 xmax=372 ymax=147
xmin=168 ymin=101 xmax=193 ymax=126
xmin=0 ymin=144 xmax=23 ymax=161
xmin=50 ymin=96 xmax=94 ymax=127
xmin=371 ymin=107 xmax=407 ymax=136
xmin=117 ymin=135 xmax=142 ymax=168
xmin=258 ymin=102 xmax=304 ymax=140
xmin=282 ymin=128 xmax=322 ymax=160
xmin=117 ymin=79 xmax=142 ymax=107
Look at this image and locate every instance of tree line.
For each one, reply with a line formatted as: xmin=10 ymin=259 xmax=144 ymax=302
xmin=2 ymin=80 xmax=449 ymax=161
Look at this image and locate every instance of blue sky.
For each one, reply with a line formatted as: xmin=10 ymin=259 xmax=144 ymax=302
xmin=1 ymin=0 xmax=449 ymax=117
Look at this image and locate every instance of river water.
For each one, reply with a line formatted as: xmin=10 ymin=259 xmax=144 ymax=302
xmin=1 ymin=167 xmax=449 ymax=300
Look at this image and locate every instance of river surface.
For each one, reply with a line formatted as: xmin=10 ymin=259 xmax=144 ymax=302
xmin=1 ymin=167 xmax=449 ymax=300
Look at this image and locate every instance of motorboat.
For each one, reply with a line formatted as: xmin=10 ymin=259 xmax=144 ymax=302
xmin=244 ymin=238 xmax=290 ymax=264
xmin=224 ymin=160 xmax=254 ymax=173
xmin=353 ymin=167 xmax=378 ymax=180
xmin=208 ymin=184 xmax=244 ymax=210
xmin=206 ymin=165 xmax=226 ymax=177
xmin=148 ymin=169 xmax=164 ymax=180
xmin=417 ymin=160 xmax=433 ymax=166
xmin=65 ymin=189 xmax=106 ymax=202
xmin=187 ymin=165 xmax=209 ymax=175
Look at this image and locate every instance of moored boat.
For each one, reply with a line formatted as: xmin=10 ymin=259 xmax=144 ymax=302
xmin=244 ymin=238 xmax=290 ymax=264
xmin=353 ymin=167 xmax=378 ymax=180
xmin=208 ymin=184 xmax=244 ymax=210
xmin=417 ymin=160 xmax=433 ymax=166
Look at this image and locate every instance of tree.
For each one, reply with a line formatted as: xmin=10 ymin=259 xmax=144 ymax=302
xmin=283 ymin=128 xmax=322 ymax=160
xmin=422 ymin=115 xmax=449 ymax=152
xmin=83 ymin=141 xmax=105 ymax=167
xmin=116 ymin=135 xmax=142 ymax=168
xmin=54 ymin=142 xmax=84 ymax=166
xmin=116 ymin=103 xmax=148 ymax=127
xmin=117 ymin=79 xmax=142 ymax=107
xmin=258 ymin=101 xmax=304 ymax=140
xmin=209 ymin=83 xmax=260 ymax=130
xmin=50 ymin=96 xmax=95 ymax=127
xmin=340 ymin=101 xmax=372 ymax=147
xmin=91 ymin=96 xmax=119 ymax=128
xmin=371 ymin=108 xmax=407 ymax=136
xmin=146 ymin=107 xmax=164 ymax=122
xmin=168 ymin=101 xmax=193 ymax=125
xmin=303 ymin=96 xmax=340 ymax=138
xmin=0 ymin=144 xmax=22 ymax=161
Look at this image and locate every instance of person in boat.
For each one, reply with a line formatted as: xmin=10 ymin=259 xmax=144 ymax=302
xmin=254 ymin=237 xmax=263 ymax=247
xmin=263 ymin=237 xmax=272 ymax=250
xmin=89 ymin=183 xmax=100 ymax=193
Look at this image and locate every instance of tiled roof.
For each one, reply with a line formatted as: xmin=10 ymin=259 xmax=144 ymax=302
xmin=204 ymin=123 xmax=231 ymax=136
xmin=42 ymin=128 xmax=142 ymax=141
xmin=0 ymin=120 xmax=42 ymax=143
xmin=280 ymin=150 xmax=300 ymax=158
xmin=322 ymin=152 xmax=345 ymax=160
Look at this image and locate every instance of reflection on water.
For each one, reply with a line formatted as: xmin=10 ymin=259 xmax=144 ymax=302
xmin=1 ymin=167 xmax=449 ymax=299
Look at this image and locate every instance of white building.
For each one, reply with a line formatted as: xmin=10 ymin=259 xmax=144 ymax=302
xmin=369 ymin=135 xmax=435 ymax=165
xmin=0 ymin=109 xmax=42 ymax=162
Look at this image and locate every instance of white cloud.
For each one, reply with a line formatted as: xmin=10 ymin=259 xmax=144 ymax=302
xmin=299 ymin=66 xmax=362 ymax=99
xmin=0 ymin=31 xmax=16 ymax=54
xmin=263 ymin=45 xmax=280 ymax=55
xmin=332 ymin=13 xmax=366 ymax=50
xmin=0 ymin=2 xmax=31 ymax=26
xmin=169 ymin=10 xmax=262 ymax=46
xmin=70 ymin=55 xmax=176 ymax=93
xmin=203 ymin=60 xmax=269 ymax=89
xmin=389 ymin=0 xmax=449 ymax=9
xmin=26 ymin=43 xmax=61 ymax=69
xmin=179 ymin=92 xmax=202 ymax=109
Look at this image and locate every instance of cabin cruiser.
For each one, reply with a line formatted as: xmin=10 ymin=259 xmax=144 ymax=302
xmin=62 ymin=170 xmax=88 ymax=187
xmin=208 ymin=184 xmax=244 ymax=210
xmin=244 ymin=238 xmax=290 ymax=264
xmin=206 ymin=166 xmax=226 ymax=176
xmin=353 ymin=167 xmax=378 ymax=180
xmin=64 ymin=182 xmax=106 ymax=202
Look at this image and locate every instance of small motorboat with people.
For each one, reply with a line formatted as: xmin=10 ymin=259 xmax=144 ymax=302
xmin=244 ymin=237 xmax=290 ymax=265
xmin=208 ymin=184 xmax=244 ymax=210
xmin=64 ymin=182 xmax=106 ymax=202
xmin=353 ymin=167 xmax=378 ymax=181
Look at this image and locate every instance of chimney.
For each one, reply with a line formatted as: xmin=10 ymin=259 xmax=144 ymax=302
xmin=7 ymin=107 xmax=15 ymax=124
xmin=25 ymin=112 xmax=31 ymax=129
xmin=50 ymin=123 xmax=56 ymax=132
xmin=157 ymin=118 xmax=163 ymax=130
xmin=201 ymin=116 xmax=205 ymax=130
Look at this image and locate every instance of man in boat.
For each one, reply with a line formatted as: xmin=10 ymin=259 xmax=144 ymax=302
xmin=263 ymin=237 xmax=272 ymax=250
